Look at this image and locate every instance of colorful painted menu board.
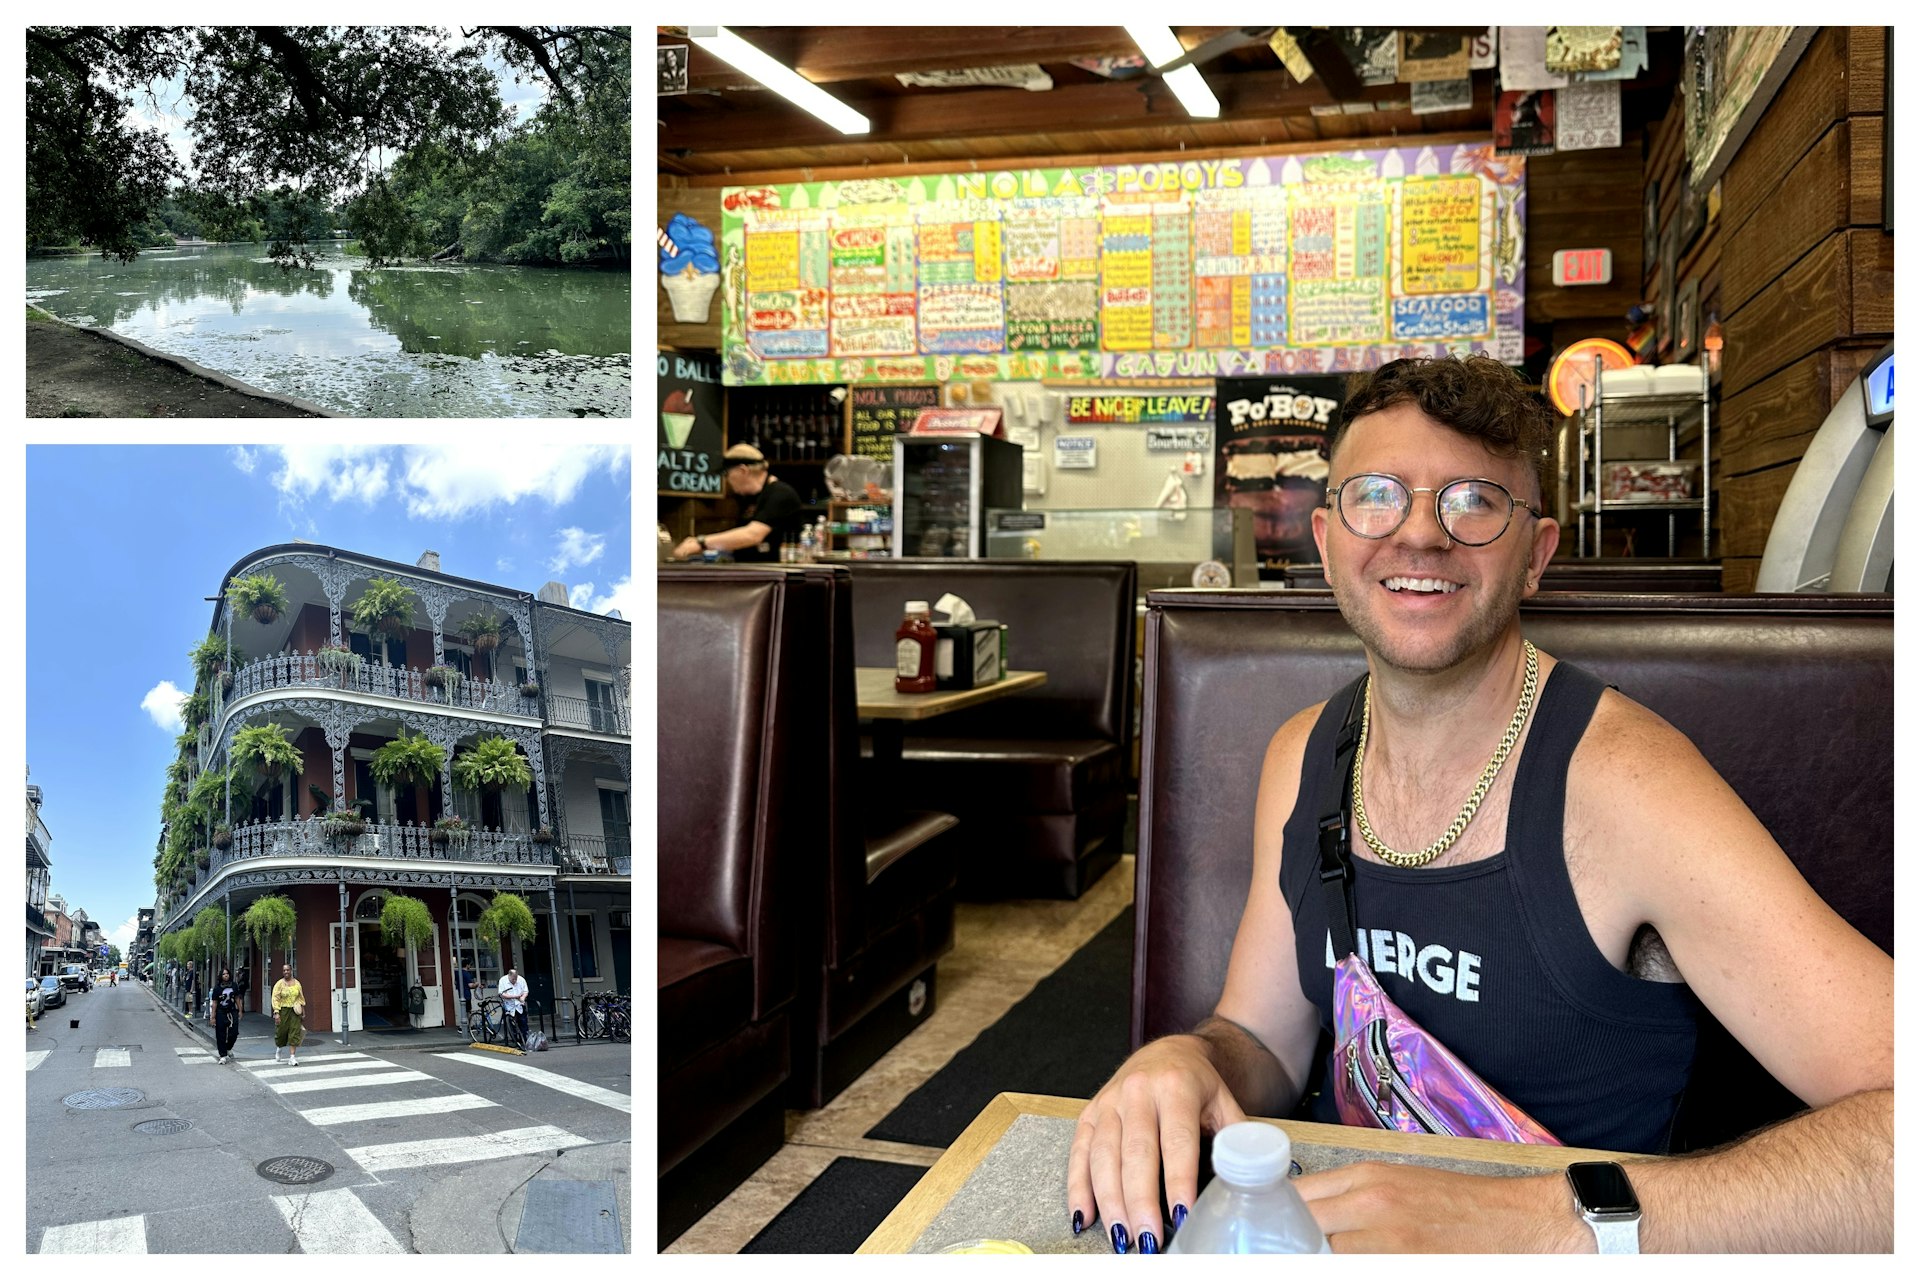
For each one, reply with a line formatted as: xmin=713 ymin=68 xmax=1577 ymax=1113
xmin=718 ymin=145 xmax=1526 ymax=386
xmin=849 ymin=384 xmax=940 ymax=463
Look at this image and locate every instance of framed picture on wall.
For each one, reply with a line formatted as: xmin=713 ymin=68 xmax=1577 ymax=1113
xmin=1642 ymin=179 xmax=1660 ymax=290
xmin=1674 ymin=278 xmax=1700 ymax=362
xmin=1657 ymin=221 xmax=1679 ymax=355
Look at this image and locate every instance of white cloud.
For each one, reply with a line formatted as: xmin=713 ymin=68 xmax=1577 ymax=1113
xmin=579 ymin=576 xmax=638 ymax=622
xmin=109 ymin=915 xmax=139 ymax=951
xmin=260 ymin=445 xmax=628 ymax=521
xmin=549 ymin=527 xmax=606 ymax=574
xmin=230 ymin=445 xmax=257 ymax=475
xmin=142 ymin=681 xmax=190 ymax=732
xmin=568 ymin=582 xmax=596 ymax=610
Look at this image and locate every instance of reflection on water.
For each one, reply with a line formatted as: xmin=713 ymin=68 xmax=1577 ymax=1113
xmin=26 ymin=243 xmax=630 ymax=417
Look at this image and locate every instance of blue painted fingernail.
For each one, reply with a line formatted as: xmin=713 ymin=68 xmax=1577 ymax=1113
xmin=1072 ymin=1209 xmax=1084 ymax=1235
xmin=1172 ymin=1204 xmax=1188 ymax=1231
xmin=1110 ymin=1223 xmax=1129 ymax=1254
xmin=1138 ymin=1231 xmax=1159 ymax=1255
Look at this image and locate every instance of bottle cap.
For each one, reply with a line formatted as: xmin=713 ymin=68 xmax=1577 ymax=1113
xmin=905 ymin=600 xmax=929 ymax=614
xmin=1210 ymin=1121 xmax=1292 ymax=1186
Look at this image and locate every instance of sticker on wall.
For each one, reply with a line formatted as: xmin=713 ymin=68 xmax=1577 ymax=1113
xmin=1053 ymin=436 xmax=1098 ymax=469
xmin=659 ymin=213 xmax=720 ymax=322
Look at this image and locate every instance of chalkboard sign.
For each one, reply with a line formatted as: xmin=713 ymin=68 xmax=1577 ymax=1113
xmin=850 ymin=385 xmax=940 ymax=464
xmin=658 ymin=351 xmax=725 ymax=496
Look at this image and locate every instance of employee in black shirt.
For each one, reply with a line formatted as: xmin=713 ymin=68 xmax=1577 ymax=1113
xmin=672 ymin=443 xmax=805 ymax=563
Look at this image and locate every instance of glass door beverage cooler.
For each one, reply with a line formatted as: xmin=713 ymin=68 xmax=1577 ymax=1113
xmin=891 ymin=434 xmax=1024 ymax=558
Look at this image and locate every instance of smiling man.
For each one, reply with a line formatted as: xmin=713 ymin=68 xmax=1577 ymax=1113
xmin=1066 ymin=355 xmax=1892 ymax=1254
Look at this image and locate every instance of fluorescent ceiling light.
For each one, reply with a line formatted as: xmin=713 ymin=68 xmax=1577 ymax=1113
xmin=688 ymin=26 xmax=870 ymax=135
xmin=1125 ymin=25 xmax=1221 ymax=119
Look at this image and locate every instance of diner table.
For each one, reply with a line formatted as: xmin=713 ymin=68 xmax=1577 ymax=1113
xmin=856 ymin=667 xmax=1046 ymax=791
xmin=859 ymin=1092 xmax=1645 ymax=1254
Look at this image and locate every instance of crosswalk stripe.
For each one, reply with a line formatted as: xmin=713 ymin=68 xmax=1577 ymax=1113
xmin=93 ymin=1048 xmax=131 ymax=1068
xmin=343 ymin=1124 xmax=593 ymax=1173
xmin=27 ymin=1050 xmax=51 ymax=1071
xmin=174 ymin=1047 xmax=214 ymax=1058
xmin=270 ymin=1188 xmax=404 ymax=1254
xmin=40 ymin=1216 xmax=147 ymax=1253
xmin=298 ymin=1093 xmax=497 ymax=1126
xmin=267 ymin=1069 xmax=432 ymax=1095
xmin=444 ymin=1052 xmax=633 ymax=1113
xmin=246 ymin=1052 xmax=372 ymax=1071
xmin=247 ymin=1059 xmax=397 ymax=1074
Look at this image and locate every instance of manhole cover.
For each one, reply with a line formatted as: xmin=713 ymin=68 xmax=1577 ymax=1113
xmin=63 ymin=1088 xmax=144 ymax=1110
xmin=133 ymin=1118 xmax=193 ymax=1135
xmin=257 ymin=1156 xmax=334 ymax=1185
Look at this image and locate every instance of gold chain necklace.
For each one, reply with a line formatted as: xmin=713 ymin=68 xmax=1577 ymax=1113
xmin=1351 ymin=640 xmax=1540 ymax=869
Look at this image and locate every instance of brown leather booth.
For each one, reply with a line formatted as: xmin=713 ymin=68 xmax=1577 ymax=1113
xmin=847 ymin=559 xmax=1138 ymax=899
xmin=786 ymin=564 xmax=961 ymax=1106
xmin=657 ymin=568 xmax=813 ymax=1243
xmin=1134 ymin=589 xmax=1892 ymax=1150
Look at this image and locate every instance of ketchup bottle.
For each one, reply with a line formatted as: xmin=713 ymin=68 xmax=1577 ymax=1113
xmin=894 ymin=600 xmax=937 ymax=694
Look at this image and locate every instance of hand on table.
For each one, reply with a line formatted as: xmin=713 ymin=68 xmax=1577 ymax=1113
xmin=1294 ymin=1160 xmax=1583 ymax=1253
xmin=1067 ymin=1035 xmax=1246 ymax=1254
xmin=672 ymin=537 xmax=702 ymax=560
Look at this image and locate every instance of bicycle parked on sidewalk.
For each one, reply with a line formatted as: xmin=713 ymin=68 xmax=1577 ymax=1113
xmin=578 ymin=991 xmax=629 ymax=1043
xmin=465 ymin=996 xmax=505 ymax=1045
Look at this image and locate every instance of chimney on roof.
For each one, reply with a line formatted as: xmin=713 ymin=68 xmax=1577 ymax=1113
xmin=417 ymin=551 xmax=441 ymax=573
xmin=538 ymin=581 xmax=570 ymax=605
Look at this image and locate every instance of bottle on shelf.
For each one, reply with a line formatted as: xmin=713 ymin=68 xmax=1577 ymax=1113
xmin=894 ymin=600 xmax=937 ymax=694
xmin=1165 ymin=1123 xmax=1329 ymax=1254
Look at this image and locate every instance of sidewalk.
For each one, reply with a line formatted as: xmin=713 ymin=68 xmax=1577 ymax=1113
xmin=139 ymin=981 xmax=471 ymax=1056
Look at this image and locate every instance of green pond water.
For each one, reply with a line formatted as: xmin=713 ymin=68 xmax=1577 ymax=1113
xmin=26 ymin=242 xmax=630 ymax=417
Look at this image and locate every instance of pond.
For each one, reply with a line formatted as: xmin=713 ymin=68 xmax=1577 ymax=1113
xmin=26 ymin=243 xmax=630 ymax=417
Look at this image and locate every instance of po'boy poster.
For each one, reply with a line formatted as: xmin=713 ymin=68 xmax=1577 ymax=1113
xmin=1214 ymin=376 xmax=1344 ymax=564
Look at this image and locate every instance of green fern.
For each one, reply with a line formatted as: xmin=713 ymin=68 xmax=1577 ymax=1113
xmin=369 ymin=731 xmax=445 ymax=790
xmin=232 ymin=722 xmax=304 ymax=777
xmin=350 ymin=576 xmax=417 ymax=639
xmin=228 ymin=573 xmax=291 ymax=624
xmin=452 ymin=735 xmax=532 ymax=793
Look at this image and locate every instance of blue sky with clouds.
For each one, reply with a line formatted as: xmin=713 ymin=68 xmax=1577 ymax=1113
xmin=25 ymin=444 xmax=631 ymax=958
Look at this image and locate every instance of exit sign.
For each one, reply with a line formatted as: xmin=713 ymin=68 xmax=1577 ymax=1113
xmin=1553 ymin=248 xmax=1614 ymax=286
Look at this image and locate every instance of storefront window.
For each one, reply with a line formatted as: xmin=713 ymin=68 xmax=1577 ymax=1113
xmin=569 ymin=912 xmax=599 ymax=979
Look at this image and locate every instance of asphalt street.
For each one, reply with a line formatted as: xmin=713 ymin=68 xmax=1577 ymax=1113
xmin=25 ymin=979 xmax=631 ymax=1253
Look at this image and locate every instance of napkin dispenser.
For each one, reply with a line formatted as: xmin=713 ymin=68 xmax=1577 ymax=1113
xmin=932 ymin=593 xmax=1002 ymax=690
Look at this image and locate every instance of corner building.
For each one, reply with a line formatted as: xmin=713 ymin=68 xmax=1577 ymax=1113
xmin=156 ymin=543 xmax=630 ymax=1034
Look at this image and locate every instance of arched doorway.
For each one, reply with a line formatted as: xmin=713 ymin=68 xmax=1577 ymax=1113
xmin=350 ymin=889 xmax=444 ymax=1029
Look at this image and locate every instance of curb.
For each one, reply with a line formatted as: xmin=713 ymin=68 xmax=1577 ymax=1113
xmin=27 ymin=300 xmax=342 ymax=417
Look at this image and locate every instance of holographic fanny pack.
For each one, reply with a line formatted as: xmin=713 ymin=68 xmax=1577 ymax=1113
xmin=1317 ymin=678 xmax=1562 ymax=1146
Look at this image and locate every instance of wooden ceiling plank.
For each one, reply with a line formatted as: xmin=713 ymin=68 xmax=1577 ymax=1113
xmin=784 ymin=26 xmax=1140 ymax=81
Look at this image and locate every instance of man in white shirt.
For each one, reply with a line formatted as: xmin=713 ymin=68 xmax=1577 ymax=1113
xmin=498 ymin=967 xmax=529 ymax=1046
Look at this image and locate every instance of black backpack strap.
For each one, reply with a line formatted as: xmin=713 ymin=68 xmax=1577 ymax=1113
xmin=1318 ymin=675 xmax=1369 ymax=962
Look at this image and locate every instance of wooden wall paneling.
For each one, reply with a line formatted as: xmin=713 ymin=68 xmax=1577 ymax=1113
xmin=1719 ymin=232 xmax=1852 ymax=397
xmin=1717 ymin=349 xmax=1831 ymax=476
xmin=1843 ymin=25 xmax=1887 ymax=113
xmin=1719 ymin=122 xmax=1851 ymax=315
xmin=1718 ymin=460 xmax=1802 ymax=560
xmin=1847 ymin=227 xmax=1895 ymax=333
xmin=1720 ymin=27 xmax=1846 ymax=237
xmin=1524 ymin=142 xmax=1650 ymax=323
xmin=1848 ymin=115 xmax=1885 ymax=225
xmin=1720 ymin=558 xmax=1760 ymax=594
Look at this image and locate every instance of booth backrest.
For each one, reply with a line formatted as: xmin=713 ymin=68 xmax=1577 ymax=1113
xmin=846 ymin=559 xmax=1138 ymax=743
xmin=1135 ymin=588 xmax=1894 ymax=1050
xmin=788 ymin=563 xmax=867 ymax=968
xmin=658 ymin=567 xmax=823 ymax=1020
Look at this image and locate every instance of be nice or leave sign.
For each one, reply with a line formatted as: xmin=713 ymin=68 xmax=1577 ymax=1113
xmin=1552 ymin=248 xmax=1613 ymax=287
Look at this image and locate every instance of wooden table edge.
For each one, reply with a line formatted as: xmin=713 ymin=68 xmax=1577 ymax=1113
xmin=854 ymin=669 xmax=1047 ymax=721
xmin=855 ymin=1093 xmax=1647 ymax=1253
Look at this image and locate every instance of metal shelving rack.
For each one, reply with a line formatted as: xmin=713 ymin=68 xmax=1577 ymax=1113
xmin=1574 ymin=358 xmax=1712 ymax=558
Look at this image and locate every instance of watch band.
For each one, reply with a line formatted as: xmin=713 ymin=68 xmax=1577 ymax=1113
xmin=1586 ymin=1216 xmax=1640 ymax=1254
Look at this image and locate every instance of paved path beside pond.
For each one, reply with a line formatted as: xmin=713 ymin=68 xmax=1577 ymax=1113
xmin=26 ymin=305 xmax=326 ymax=418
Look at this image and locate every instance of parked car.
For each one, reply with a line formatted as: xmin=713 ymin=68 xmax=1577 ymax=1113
xmin=38 ymin=976 xmax=66 ymax=1010
xmin=60 ymin=965 xmax=90 ymax=993
xmin=27 ymin=977 xmax=45 ymax=1021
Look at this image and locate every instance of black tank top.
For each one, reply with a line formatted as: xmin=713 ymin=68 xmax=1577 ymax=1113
xmin=1279 ymin=662 xmax=1701 ymax=1154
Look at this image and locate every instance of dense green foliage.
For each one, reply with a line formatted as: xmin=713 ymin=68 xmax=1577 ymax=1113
xmin=242 ymin=895 xmax=298 ymax=954
xmin=350 ymin=576 xmax=416 ymax=638
xmin=232 ymin=723 xmax=303 ymax=778
xmin=369 ymin=731 xmax=445 ymax=791
xmin=27 ymin=26 xmax=629 ymax=268
xmin=477 ymin=893 xmax=536 ymax=946
xmin=452 ymin=736 xmax=533 ymax=794
xmin=227 ymin=572 xmax=290 ymax=623
xmin=379 ymin=894 xmax=436 ymax=948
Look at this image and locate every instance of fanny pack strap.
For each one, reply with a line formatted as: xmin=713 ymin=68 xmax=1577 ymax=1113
xmin=1318 ymin=675 xmax=1369 ymax=962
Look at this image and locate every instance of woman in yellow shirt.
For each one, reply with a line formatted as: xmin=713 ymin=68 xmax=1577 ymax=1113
xmin=270 ymin=963 xmax=305 ymax=1065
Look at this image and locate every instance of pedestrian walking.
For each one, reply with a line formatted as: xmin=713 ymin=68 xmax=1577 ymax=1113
xmin=182 ymin=961 xmax=199 ymax=1017
xmin=498 ymin=966 xmax=529 ymax=1047
xmin=271 ymin=962 xmax=305 ymax=1065
xmin=236 ymin=962 xmax=251 ymax=1013
xmin=212 ymin=968 xmax=241 ymax=1063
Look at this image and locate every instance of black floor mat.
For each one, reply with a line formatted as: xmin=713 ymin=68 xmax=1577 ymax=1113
xmin=864 ymin=905 xmax=1134 ymax=1148
xmin=741 ymin=1157 xmax=929 ymax=1253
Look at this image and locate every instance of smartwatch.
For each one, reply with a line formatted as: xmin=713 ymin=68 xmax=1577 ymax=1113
xmin=695 ymin=536 xmax=708 ymax=550
xmin=1565 ymin=1161 xmax=1641 ymax=1254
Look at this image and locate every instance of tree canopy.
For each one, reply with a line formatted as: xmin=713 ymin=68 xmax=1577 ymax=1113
xmin=27 ymin=25 xmax=629 ymax=266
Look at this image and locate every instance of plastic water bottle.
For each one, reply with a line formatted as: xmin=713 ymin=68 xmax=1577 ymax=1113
xmin=1166 ymin=1123 xmax=1330 ymax=1254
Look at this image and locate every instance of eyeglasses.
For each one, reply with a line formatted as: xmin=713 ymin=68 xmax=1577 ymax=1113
xmin=1325 ymin=473 xmax=1542 ymax=547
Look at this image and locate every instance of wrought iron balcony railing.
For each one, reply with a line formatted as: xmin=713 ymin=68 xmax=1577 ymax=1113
xmin=544 ymin=693 xmax=629 ymax=736
xmin=160 ymin=817 xmax=557 ymax=929
xmin=559 ymin=834 xmax=631 ymax=876
xmin=215 ymin=652 xmax=540 ymax=725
